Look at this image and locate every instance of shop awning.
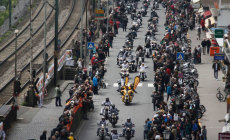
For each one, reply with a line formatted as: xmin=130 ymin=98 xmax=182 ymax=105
xmin=205 ymin=16 xmax=216 ymax=28
xmin=192 ymin=0 xmax=200 ymax=4
xmin=203 ymin=10 xmax=212 ymax=18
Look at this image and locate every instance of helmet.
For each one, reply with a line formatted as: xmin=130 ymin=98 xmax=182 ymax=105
xmin=112 ymin=104 xmax=115 ymax=108
xmin=127 ymin=118 xmax=131 ymax=121
xmin=102 ymin=116 xmax=105 ymax=120
xmin=106 ymin=98 xmax=109 ymax=102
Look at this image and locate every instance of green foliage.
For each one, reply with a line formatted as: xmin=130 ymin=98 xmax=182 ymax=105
xmin=0 ymin=0 xmax=18 ymax=26
xmin=0 ymin=30 xmax=12 ymax=43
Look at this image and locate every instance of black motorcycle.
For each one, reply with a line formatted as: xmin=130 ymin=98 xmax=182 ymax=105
xmin=127 ymin=59 xmax=137 ymax=72
xmin=109 ymin=113 xmax=118 ymax=128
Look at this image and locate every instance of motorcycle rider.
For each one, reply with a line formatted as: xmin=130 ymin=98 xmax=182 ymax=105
xmin=97 ymin=117 xmax=108 ymax=136
xmin=136 ymin=45 xmax=144 ymax=65
xmin=110 ymin=129 xmax=120 ymax=140
xmin=122 ymin=61 xmax=129 ymax=70
xmin=145 ymin=42 xmax=152 ymax=56
xmin=117 ymin=76 xmax=125 ymax=92
xmin=109 ymin=104 xmax=119 ymax=120
xmin=140 ymin=63 xmax=147 ymax=78
xmin=101 ymin=98 xmax=113 ymax=115
xmin=122 ymin=118 xmax=135 ymax=137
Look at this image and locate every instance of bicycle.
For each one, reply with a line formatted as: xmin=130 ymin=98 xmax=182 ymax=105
xmin=216 ymin=87 xmax=227 ymax=102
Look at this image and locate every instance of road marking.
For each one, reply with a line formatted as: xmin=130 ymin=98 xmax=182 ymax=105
xmin=113 ymin=83 xmax=118 ymax=87
xmin=148 ymin=83 xmax=154 ymax=87
xmin=138 ymin=83 xmax=143 ymax=87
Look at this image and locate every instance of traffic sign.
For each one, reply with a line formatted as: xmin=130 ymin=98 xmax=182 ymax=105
xmin=214 ymin=53 xmax=225 ymax=60
xmin=215 ymin=29 xmax=224 ymax=38
xmin=87 ymin=42 xmax=95 ymax=50
xmin=95 ymin=9 xmax=104 ymax=19
xmin=176 ymin=52 xmax=184 ymax=61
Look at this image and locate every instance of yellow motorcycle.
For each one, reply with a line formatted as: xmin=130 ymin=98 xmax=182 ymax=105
xmin=121 ymin=89 xmax=134 ymax=105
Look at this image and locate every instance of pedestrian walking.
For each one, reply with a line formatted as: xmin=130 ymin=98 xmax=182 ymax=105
xmin=201 ymin=125 xmax=207 ymax=140
xmin=197 ymin=26 xmax=201 ymax=40
xmin=114 ymin=22 xmax=118 ymax=34
xmin=109 ymin=31 xmax=114 ymax=48
xmin=40 ymin=130 xmax=47 ymax=140
xmin=206 ymin=39 xmax=211 ymax=54
xmin=212 ymin=60 xmax=220 ymax=80
xmin=55 ymin=85 xmax=62 ymax=106
xmin=0 ymin=122 xmax=6 ymax=140
xmin=201 ymin=38 xmax=207 ymax=55
xmin=197 ymin=45 xmax=202 ymax=63
xmin=123 ymin=16 xmax=128 ymax=32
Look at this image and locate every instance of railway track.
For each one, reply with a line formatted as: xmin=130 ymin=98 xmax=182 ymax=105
xmin=0 ymin=0 xmax=55 ymax=81
xmin=0 ymin=0 xmax=86 ymax=105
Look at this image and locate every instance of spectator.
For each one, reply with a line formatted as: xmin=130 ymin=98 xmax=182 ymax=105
xmin=206 ymin=39 xmax=211 ymax=54
xmin=40 ymin=130 xmax=47 ymax=140
xmin=212 ymin=60 xmax=220 ymax=80
xmin=201 ymin=38 xmax=207 ymax=55
xmin=55 ymin=85 xmax=62 ymax=107
xmin=93 ymin=75 xmax=98 ymax=95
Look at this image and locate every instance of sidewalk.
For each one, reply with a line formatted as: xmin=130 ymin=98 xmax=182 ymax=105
xmin=7 ymin=80 xmax=74 ymax=140
xmin=188 ymin=27 xmax=226 ymax=140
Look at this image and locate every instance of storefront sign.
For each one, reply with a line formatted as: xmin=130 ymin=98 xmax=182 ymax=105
xmin=210 ymin=47 xmax=220 ymax=56
xmin=219 ymin=133 xmax=230 ymax=140
xmin=214 ymin=53 xmax=225 ymax=60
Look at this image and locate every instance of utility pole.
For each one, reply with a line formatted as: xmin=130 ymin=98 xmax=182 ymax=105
xmin=84 ymin=0 xmax=88 ymax=65
xmin=42 ymin=0 xmax=47 ymax=107
xmin=30 ymin=0 xmax=33 ymax=83
xmin=14 ymin=29 xmax=19 ymax=79
xmin=9 ymin=0 xmax=11 ymax=29
xmin=80 ymin=0 xmax=83 ymax=59
xmin=106 ymin=0 xmax=109 ymax=33
xmin=54 ymin=0 xmax=59 ymax=86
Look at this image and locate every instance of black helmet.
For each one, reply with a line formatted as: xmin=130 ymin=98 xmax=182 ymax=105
xmin=106 ymin=98 xmax=109 ymax=102
xmin=112 ymin=104 xmax=115 ymax=108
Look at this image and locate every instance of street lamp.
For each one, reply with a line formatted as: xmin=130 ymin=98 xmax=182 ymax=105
xmin=163 ymin=129 xmax=171 ymax=140
xmin=14 ymin=29 xmax=19 ymax=79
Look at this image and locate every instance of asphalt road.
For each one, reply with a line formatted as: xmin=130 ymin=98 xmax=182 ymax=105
xmin=75 ymin=1 xmax=166 ymax=140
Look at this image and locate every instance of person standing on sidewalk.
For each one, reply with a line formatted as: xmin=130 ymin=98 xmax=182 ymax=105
xmin=201 ymin=38 xmax=207 ymax=55
xmin=93 ymin=75 xmax=98 ymax=95
xmin=206 ymin=38 xmax=211 ymax=54
xmin=55 ymin=85 xmax=62 ymax=107
xmin=212 ymin=60 xmax=220 ymax=80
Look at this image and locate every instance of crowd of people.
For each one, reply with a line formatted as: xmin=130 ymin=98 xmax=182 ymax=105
xmin=145 ymin=0 xmax=207 ymax=140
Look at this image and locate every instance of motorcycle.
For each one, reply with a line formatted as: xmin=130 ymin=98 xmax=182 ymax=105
xmin=117 ymin=55 xmax=123 ymax=67
xmin=138 ymin=56 xmax=144 ymax=66
xmin=122 ymin=124 xmax=135 ymax=140
xmin=139 ymin=70 xmax=146 ymax=81
xmin=109 ymin=113 xmax=118 ymax=128
xmin=98 ymin=124 xmax=108 ymax=140
xmin=123 ymin=93 xmax=130 ymax=105
xmin=101 ymin=106 xmax=110 ymax=120
xmin=145 ymin=47 xmax=151 ymax=58
xmin=120 ymin=68 xmax=129 ymax=77
xmin=127 ymin=59 xmax=137 ymax=72
xmin=98 ymin=78 xmax=107 ymax=89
